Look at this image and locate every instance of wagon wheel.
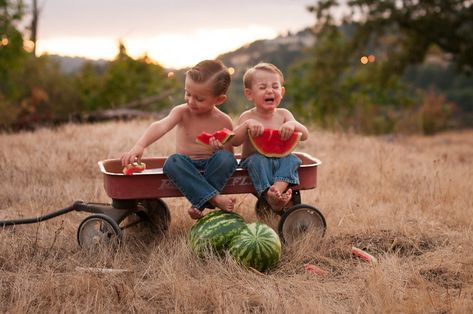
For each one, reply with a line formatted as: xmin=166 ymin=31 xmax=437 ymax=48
xmin=77 ymin=214 xmax=122 ymax=249
xmin=255 ymin=198 xmax=280 ymax=228
xmin=136 ymin=198 xmax=171 ymax=234
xmin=278 ymin=204 xmax=326 ymax=245
xmin=255 ymin=192 xmax=298 ymax=228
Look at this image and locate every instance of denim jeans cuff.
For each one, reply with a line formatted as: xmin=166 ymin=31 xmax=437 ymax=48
xmin=273 ymin=177 xmax=299 ymax=185
xmin=255 ymin=184 xmax=272 ymax=197
xmin=195 ymin=190 xmax=218 ymax=209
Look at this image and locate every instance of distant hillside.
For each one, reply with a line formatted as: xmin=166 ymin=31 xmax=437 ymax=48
xmin=218 ymin=28 xmax=315 ymax=77
xmin=46 ymin=28 xmax=315 ymax=76
xmin=216 ymin=28 xmax=315 ymax=112
xmin=47 ymin=55 xmax=108 ymax=73
xmin=42 ymin=29 xmax=320 ymax=114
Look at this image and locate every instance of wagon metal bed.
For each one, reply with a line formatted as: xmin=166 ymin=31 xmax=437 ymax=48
xmin=0 ymin=152 xmax=326 ymax=248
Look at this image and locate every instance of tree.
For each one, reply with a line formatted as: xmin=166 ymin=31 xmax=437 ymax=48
xmin=76 ymin=41 xmax=179 ymax=112
xmin=285 ymin=0 xmax=472 ymax=133
xmin=30 ymin=0 xmax=38 ymax=56
xmin=309 ymin=0 xmax=473 ymax=75
xmin=0 ymin=0 xmax=29 ymax=126
xmin=287 ymin=23 xmax=415 ymax=133
xmin=0 ymin=0 xmax=28 ymax=93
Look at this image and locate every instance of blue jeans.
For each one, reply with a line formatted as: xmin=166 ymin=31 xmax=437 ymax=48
xmin=240 ymin=153 xmax=302 ymax=197
xmin=163 ymin=150 xmax=237 ymax=209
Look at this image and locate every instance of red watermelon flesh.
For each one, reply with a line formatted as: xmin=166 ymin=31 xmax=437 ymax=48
xmin=196 ymin=128 xmax=234 ymax=146
xmin=249 ymin=128 xmax=301 ymax=157
xmin=123 ymin=162 xmax=146 ymax=175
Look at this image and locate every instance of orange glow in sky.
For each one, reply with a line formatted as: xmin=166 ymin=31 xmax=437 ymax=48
xmin=33 ymin=0 xmax=316 ymax=69
xmin=36 ymin=26 xmax=278 ymax=69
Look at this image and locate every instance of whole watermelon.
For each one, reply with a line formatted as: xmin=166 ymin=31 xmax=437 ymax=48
xmin=229 ymin=222 xmax=281 ymax=272
xmin=188 ymin=210 xmax=246 ymax=256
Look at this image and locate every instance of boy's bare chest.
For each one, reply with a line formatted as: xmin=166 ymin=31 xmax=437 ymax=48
xmin=179 ymin=114 xmax=227 ymax=139
xmin=250 ymin=111 xmax=286 ymax=128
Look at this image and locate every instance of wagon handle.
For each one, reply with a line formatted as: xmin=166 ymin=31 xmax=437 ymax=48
xmin=0 ymin=201 xmax=85 ymax=227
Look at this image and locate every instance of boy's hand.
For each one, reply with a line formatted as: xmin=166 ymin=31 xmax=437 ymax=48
xmin=279 ymin=122 xmax=296 ymax=141
xmin=208 ymin=137 xmax=224 ymax=151
xmin=121 ymin=145 xmax=145 ymax=167
xmin=247 ymin=119 xmax=264 ymax=137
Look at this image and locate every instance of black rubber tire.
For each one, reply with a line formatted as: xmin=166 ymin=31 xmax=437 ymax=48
xmin=77 ymin=214 xmax=122 ymax=249
xmin=277 ymin=204 xmax=326 ymax=244
xmin=137 ymin=198 xmax=171 ymax=234
xmin=254 ymin=197 xmax=280 ymax=229
xmin=255 ymin=197 xmax=280 ymax=219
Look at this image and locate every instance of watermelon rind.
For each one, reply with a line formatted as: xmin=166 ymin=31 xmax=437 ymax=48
xmin=248 ymin=129 xmax=301 ymax=157
xmin=196 ymin=128 xmax=234 ymax=146
xmin=188 ymin=210 xmax=246 ymax=257
xmin=229 ymin=222 xmax=282 ymax=272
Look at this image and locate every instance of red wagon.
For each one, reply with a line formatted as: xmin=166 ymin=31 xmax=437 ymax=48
xmin=1 ymin=152 xmax=326 ymax=248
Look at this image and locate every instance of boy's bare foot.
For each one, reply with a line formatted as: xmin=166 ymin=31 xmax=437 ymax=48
xmin=188 ymin=207 xmax=204 ymax=220
xmin=266 ymin=186 xmax=292 ymax=212
xmin=281 ymin=188 xmax=292 ymax=205
xmin=210 ymin=194 xmax=236 ymax=212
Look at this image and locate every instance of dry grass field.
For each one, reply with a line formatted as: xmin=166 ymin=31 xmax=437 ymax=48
xmin=1 ymin=120 xmax=472 ymax=313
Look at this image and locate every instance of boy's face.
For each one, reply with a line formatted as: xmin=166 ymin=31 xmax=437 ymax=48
xmin=244 ymin=70 xmax=285 ymax=112
xmin=184 ymin=76 xmax=226 ymax=114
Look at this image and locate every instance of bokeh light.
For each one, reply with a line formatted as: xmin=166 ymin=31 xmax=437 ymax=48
xmin=228 ymin=67 xmax=235 ymax=75
xmin=360 ymin=56 xmax=369 ymax=64
xmin=23 ymin=40 xmax=35 ymax=52
xmin=368 ymin=54 xmax=376 ymax=62
xmin=167 ymin=71 xmax=175 ymax=78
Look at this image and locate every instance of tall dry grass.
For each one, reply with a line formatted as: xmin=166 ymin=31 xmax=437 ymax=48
xmin=0 ymin=120 xmax=472 ymax=313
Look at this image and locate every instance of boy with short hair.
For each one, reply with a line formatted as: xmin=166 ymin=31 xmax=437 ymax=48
xmin=121 ymin=60 xmax=237 ymax=219
xmin=232 ymin=63 xmax=309 ymax=211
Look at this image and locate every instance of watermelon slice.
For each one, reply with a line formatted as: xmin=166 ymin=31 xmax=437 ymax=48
xmin=304 ymin=263 xmax=328 ymax=276
xmin=123 ymin=162 xmax=146 ymax=175
xmin=249 ymin=128 xmax=301 ymax=157
xmin=351 ymin=247 xmax=378 ymax=264
xmin=196 ymin=128 xmax=234 ymax=146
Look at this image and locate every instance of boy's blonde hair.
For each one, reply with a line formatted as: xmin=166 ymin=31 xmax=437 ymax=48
xmin=243 ymin=63 xmax=284 ymax=89
xmin=186 ymin=60 xmax=231 ymax=96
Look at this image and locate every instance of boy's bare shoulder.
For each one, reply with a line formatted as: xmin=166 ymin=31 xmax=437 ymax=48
xmin=277 ymin=108 xmax=295 ymax=119
xmin=277 ymin=107 xmax=293 ymax=115
xmin=172 ymin=103 xmax=189 ymax=112
xmin=168 ymin=103 xmax=188 ymax=116
xmin=239 ymin=108 xmax=256 ymax=119
xmin=164 ymin=104 xmax=188 ymax=122
xmin=215 ymin=108 xmax=233 ymax=124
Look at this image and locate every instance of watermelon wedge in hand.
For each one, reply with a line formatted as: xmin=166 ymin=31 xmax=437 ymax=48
xmin=196 ymin=128 xmax=234 ymax=146
xmin=123 ymin=162 xmax=146 ymax=175
xmin=249 ymin=128 xmax=301 ymax=157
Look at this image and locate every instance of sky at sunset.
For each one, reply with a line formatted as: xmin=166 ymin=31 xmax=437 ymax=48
xmin=33 ymin=0 xmax=315 ymax=69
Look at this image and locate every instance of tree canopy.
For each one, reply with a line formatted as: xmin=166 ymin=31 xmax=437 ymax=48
xmin=1 ymin=0 xmax=29 ymax=124
xmin=284 ymin=0 xmax=471 ymax=134
xmin=310 ymin=0 xmax=473 ymax=74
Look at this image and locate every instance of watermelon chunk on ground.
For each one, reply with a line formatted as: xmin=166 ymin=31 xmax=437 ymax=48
xmin=249 ymin=128 xmax=301 ymax=157
xmin=196 ymin=128 xmax=234 ymax=146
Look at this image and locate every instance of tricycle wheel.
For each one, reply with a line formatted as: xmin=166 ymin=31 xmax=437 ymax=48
xmin=278 ymin=204 xmax=326 ymax=245
xmin=137 ymin=198 xmax=171 ymax=234
xmin=77 ymin=214 xmax=122 ymax=249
